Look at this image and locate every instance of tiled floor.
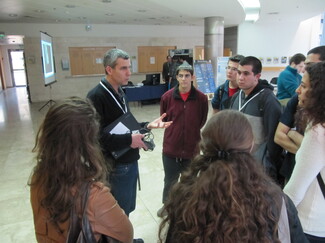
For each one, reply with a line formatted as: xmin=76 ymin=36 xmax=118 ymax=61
xmin=0 ymin=87 xmax=212 ymax=243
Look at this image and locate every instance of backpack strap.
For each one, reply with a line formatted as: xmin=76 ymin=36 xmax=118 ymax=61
xmin=218 ymin=84 xmax=225 ymax=110
xmin=317 ymin=173 xmax=325 ymax=199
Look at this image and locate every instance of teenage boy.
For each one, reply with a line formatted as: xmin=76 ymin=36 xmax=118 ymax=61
xmin=211 ymin=54 xmax=244 ymax=113
xmin=158 ymin=64 xmax=208 ymax=217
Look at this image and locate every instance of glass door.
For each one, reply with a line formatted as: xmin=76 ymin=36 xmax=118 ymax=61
xmin=9 ymin=49 xmax=27 ymax=86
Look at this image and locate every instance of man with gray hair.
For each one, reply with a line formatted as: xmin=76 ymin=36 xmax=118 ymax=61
xmin=87 ymin=49 xmax=171 ymax=219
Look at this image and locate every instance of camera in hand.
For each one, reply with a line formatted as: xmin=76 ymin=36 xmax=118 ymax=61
xmin=143 ymin=132 xmax=155 ymax=151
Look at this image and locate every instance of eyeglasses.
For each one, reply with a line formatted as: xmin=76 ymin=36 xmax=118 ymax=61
xmin=226 ymin=66 xmax=238 ymax=72
xmin=178 ymin=74 xmax=191 ymax=79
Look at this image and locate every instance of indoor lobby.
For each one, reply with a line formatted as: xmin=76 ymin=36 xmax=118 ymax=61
xmin=0 ymin=86 xmax=213 ymax=242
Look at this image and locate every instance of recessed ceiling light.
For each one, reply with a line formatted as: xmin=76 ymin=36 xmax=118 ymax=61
xmin=9 ymin=14 xmax=18 ymax=17
xmin=65 ymin=4 xmax=76 ymax=8
xmin=34 ymin=9 xmax=45 ymax=13
xmin=105 ymin=13 xmax=114 ymax=16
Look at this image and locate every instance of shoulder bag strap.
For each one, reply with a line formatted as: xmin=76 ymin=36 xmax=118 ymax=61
xmin=317 ymin=172 xmax=325 ymax=199
xmin=66 ymin=183 xmax=95 ymax=243
xmin=278 ymin=197 xmax=291 ymax=243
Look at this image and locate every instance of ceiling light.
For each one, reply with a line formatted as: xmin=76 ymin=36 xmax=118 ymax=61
xmin=238 ymin=0 xmax=260 ymax=9
xmin=65 ymin=5 xmax=76 ymax=8
xmin=85 ymin=24 xmax=92 ymax=31
xmin=9 ymin=14 xmax=18 ymax=17
xmin=105 ymin=13 xmax=114 ymax=16
xmin=245 ymin=13 xmax=260 ymax=21
xmin=237 ymin=0 xmax=260 ymax=22
xmin=34 ymin=10 xmax=45 ymax=13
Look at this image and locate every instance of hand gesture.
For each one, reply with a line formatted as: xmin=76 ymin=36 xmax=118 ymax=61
xmin=147 ymin=113 xmax=173 ymax=129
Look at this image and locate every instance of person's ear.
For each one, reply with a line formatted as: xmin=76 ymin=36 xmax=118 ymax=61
xmin=106 ymin=66 xmax=112 ymax=75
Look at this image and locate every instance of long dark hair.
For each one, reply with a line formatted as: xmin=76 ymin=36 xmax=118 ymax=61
xmin=303 ymin=61 xmax=325 ymax=127
xmin=159 ymin=110 xmax=282 ymax=243
xmin=29 ymin=97 xmax=107 ymax=226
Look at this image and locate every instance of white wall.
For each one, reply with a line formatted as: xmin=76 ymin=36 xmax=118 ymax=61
xmin=1 ymin=23 xmax=204 ymax=102
xmin=0 ymin=16 xmax=322 ymax=101
xmin=238 ymin=15 xmax=322 ymax=80
xmin=0 ymin=23 xmax=204 ymax=39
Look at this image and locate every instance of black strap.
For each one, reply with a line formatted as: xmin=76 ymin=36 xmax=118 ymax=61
xmin=317 ymin=173 xmax=325 ymax=199
xmin=66 ymin=183 xmax=121 ymax=243
xmin=218 ymin=84 xmax=225 ymax=110
xmin=66 ymin=182 xmax=96 ymax=243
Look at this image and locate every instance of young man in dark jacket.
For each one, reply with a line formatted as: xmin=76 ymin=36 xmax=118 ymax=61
xmin=158 ymin=64 xmax=208 ymax=217
xmin=230 ymin=56 xmax=283 ymax=184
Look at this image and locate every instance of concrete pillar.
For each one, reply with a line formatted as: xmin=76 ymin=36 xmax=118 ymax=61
xmin=204 ymin=17 xmax=224 ymax=85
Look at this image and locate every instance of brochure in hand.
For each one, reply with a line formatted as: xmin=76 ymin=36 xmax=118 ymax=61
xmin=103 ymin=112 xmax=141 ymax=159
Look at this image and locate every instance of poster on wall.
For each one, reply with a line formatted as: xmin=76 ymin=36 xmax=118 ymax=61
xmin=217 ymin=57 xmax=229 ymax=87
xmin=194 ymin=60 xmax=216 ymax=94
xmin=259 ymin=57 xmax=264 ymax=64
xmin=281 ymin=56 xmax=287 ymax=64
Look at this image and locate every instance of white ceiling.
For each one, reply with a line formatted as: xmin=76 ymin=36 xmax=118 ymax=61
xmin=0 ymin=0 xmax=324 ymax=44
xmin=1 ymin=0 xmax=324 ymax=26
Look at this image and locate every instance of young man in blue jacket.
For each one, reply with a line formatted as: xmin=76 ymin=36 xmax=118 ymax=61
xmin=211 ymin=55 xmax=244 ymax=113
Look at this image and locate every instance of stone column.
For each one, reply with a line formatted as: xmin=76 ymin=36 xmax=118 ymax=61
xmin=204 ymin=17 xmax=224 ymax=86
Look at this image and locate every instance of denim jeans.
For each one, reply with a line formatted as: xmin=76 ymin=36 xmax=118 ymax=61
xmin=109 ymin=161 xmax=138 ymax=216
xmin=162 ymin=154 xmax=191 ymax=203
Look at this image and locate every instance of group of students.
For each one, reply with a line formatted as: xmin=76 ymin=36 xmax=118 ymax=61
xmin=29 ymin=47 xmax=325 ymax=243
xmin=209 ymin=45 xmax=325 ymax=243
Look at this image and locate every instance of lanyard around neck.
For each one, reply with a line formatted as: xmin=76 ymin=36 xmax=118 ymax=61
xmin=238 ymin=89 xmax=264 ymax=112
xmin=99 ymin=81 xmax=127 ymax=114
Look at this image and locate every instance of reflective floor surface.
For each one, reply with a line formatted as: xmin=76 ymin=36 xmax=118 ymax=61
xmin=0 ymin=87 xmax=175 ymax=242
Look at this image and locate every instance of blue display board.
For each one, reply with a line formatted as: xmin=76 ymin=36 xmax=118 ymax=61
xmin=217 ymin=57 xmax=229 ymax=87
xmin=194 ymin=60 xmax=216 ymax=94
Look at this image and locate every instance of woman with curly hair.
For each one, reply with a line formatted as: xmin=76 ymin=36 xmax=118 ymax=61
xmin=284 ymin=61 xmax=325 ymax=243
xmin=29 ymin=97 xmax=133 ymax=243
xmin=159 ymin=110 xmax=307 ymax=243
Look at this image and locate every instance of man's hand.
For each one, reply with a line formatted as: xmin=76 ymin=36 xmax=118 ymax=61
xmin=147 ymin=113 xmax=173 ymax=129
xmin=130 ymin=133 xmax=147 ymax=150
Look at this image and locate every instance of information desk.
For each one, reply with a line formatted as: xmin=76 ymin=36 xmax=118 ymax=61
xmin=122 ymin=84 xmax=167 ymax=102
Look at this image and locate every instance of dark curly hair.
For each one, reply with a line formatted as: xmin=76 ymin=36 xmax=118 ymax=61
xmin=29 ymin=97 xmax=108 ymax=229
xmin=303 ymin=61 xmax=325 ymax=127
xmin=159 ymin=110 xmax=282 ymax=243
